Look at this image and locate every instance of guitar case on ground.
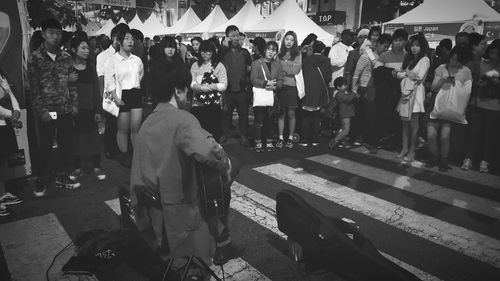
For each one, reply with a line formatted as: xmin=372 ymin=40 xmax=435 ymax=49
xmin=276 ymin=190 xmax=422 ymax=281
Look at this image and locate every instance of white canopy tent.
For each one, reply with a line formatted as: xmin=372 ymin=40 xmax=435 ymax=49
xmin=142 ymin=14 xmax=169 ymax=38
xmin=183 ymin=5 xmax=228 ymax=35
xmin=212 ymin=0 xmax=263 ymax=34
xmin=165 ymin=7 xmax=202 ymax=35
xmin=385 ymin=0 xmax=499 ymax=25
xmin=128 ymin=14 xmax=144 ymax=30
xmin=245 ymin=0 xmax=333 ymax=46
xmin=383 ymin=0 xmax=500 ymax=42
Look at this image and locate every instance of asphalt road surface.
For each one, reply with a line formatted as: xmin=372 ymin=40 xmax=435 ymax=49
xmin=1 ymin=137 xmax=499 ymax=281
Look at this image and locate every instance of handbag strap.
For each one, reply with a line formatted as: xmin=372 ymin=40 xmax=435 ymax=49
xmin=317 ymin=67 xmax=329 ymax=94
xmin=260 ymin=62 xmax=268 ymax=81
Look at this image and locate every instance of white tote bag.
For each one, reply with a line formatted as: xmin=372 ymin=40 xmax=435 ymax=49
xmin=253 ymin=64 xmax=274 ymax=107
xmin=295 ymin=69 xmax=305 ymax=99
xmin=102 ymin=64 xmax=121 ymax=117
xmin=430 ymin=80 xmax=472 ymax=124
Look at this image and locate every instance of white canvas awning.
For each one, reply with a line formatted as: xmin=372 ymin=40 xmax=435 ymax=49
xmin=165 ymin=7 xmax=202 ymax=35
xmin=245 ymin=0 xmax=333 ymax=46
xmin=183 ymin=5 xmax=228 ymax=34
xmin=212 ymin=0 xmax=263 ymax=34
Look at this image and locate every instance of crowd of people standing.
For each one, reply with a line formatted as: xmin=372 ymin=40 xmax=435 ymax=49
xmin=0 ymin=16 xmax=499 ymax=216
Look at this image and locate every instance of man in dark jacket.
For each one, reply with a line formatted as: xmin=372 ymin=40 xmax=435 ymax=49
xmin=298 ymin=41 xmax=332 ymax=146
xmin=220 ymin=25 xmax=252 ymax=146
xmin=28 ymin=18 xmax=80 ymax=196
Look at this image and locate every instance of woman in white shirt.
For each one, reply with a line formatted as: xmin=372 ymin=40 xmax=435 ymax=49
xmin=396 ymin=34 xmax=431 ymax=162
xmin=104 ymin=29 xmax=144 ymax=167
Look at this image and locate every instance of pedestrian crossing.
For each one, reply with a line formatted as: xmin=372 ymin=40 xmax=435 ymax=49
xmin=1 ymin=149 xmax=499 ymax=280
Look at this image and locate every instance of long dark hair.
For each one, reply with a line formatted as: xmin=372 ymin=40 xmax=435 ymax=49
xmin=197 ymin=40 xmax=220 ymax=69
xmin=402 ymin=34 xmax=429 ymax=70
xmin=278 ymin=31 xmax=299 ymax=60
xmin=159 ymin=36 xmax=183 ymax=64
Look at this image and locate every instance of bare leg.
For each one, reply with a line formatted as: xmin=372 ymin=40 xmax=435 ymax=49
xmin=398 ymin=121 xmax=409 ymax=158
xmin=116 ymin=112 xmax=131 ymax=153
xmin=278 ymin=112 xmax=285 ymax=138
xmin=129 ymin=108 xmax=143 ymax=149
xmin=407 ymin=114 xmax=420 ymax=158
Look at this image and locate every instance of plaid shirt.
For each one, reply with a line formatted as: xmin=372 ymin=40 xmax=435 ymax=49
xmin=27 ymin=44 xmax=77 ymax=117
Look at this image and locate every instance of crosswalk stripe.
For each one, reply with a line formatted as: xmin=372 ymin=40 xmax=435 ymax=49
xmin=104 ymin=198 xmax=271 ymax=281
xmin=308 ymin=154 xmax=500 ymax=219
xmin=254 ymin=163 xmax=500 ymax=268
xmin=230 ymin=182 xmax=442 ymax=281
xmin=350 ymin=147 xmax=500 ymax=189
xmin=0 ymin=213 xmax=75 ymax=281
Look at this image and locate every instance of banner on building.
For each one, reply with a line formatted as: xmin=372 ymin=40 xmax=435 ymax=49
xmin=308 ymin=11 xmax=346 ymax=26
xmin=85 ymin=0 xmax=136 ymax=8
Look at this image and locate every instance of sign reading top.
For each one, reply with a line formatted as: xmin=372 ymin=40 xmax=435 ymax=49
xmin=308 ymin=11 xmax=346 ymax=26
xmin=85 ymin=0 xmax=136 ymax=8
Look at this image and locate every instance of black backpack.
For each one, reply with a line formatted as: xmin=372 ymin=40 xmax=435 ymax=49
xmin=276 ymin=190 xmax=422 ymax=281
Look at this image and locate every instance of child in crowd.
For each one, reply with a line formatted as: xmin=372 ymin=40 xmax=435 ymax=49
xmin=329 ymin=77 xmax=356 ymax=149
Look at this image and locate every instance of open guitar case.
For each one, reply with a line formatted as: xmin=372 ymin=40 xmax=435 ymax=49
xmin=276 ymin=190 xmax=422 ymax=281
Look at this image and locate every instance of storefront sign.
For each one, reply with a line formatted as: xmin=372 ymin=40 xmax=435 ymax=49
xmin=85 ymin=0 xmax=136 ymax=8
xmin=308 ymin=11 xmax=346 ymax=26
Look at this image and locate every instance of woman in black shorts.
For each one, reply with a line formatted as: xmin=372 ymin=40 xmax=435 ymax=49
xmin=104 ymin=29 xmax=144 ymax=165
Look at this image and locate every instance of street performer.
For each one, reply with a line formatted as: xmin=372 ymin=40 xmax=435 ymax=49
xmin=129 ymin=67 xmax=244 ymax=278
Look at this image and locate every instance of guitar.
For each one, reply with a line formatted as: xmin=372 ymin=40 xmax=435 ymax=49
xmin=196 ymin=163 xmax=227 ymax=219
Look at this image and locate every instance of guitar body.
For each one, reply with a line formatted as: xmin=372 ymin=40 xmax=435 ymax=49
xmin=196 ymin=163 xmax=226 ymax=219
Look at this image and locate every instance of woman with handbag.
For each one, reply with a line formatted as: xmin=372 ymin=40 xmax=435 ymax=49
xmin=461 ymin=40 xmax=500 ymax=173
xmin=190 ymin=40 xmax=227 ymax=142
xmin=426 ymin=46 xmax=472 ymax=171
xmin=68 ymin=36 xmax=106 ymax=182
xmin=250 ymin=41 xmax=283 ymax=152
xmin=0 ymin=69 xmax=23 ymax=216
xmin=395 ymin=34 xmax=431 ymax=162
xmin=298 ymin=41 xmax=332 ymax=147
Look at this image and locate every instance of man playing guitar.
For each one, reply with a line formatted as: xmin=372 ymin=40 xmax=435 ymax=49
xmin=129 ymin=67 xmax=244 ymax=279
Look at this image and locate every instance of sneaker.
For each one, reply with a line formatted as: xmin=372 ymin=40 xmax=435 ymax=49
xmin=0 ymin=192 xmax=23 ymax=205
xmin=94 ymin=168 xmax=106 ymax=181
xmin=213 ymin=242 xmax=246 ymax=266
xmin=56 ymin=175 xmax=81 ymax=189
xmin=276 ymin=139 xmax=284 ymax=149
xmin=479 ymin=161 xmax=489 ymax=173
xmin=311 ymin=142 xmax=320 ymax=147
xmin=266 ymin=142 xmax=275 ymax=152
xmin=328 ymin=139 xmax=338 ymax=149
xmin=461 ymin=158 xmax=472 ymax=170
xmin=69 ymin=169 xmax=84 ymax=181
xmin=254 ymin=142 xmax=264 ymax=152
xmin=297 ymin=141 xmax=308 ymax=147
xmin=33 ymin=179 xmax=47 ymax=197
xmin=0 ymin=204 xmax=10 ymax=217
xmin=285 ymin=139 xmax=294 ymax=149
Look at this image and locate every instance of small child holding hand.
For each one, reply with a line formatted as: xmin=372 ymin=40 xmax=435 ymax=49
xmin=329 ymin=77 xmax=357 ymax=149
